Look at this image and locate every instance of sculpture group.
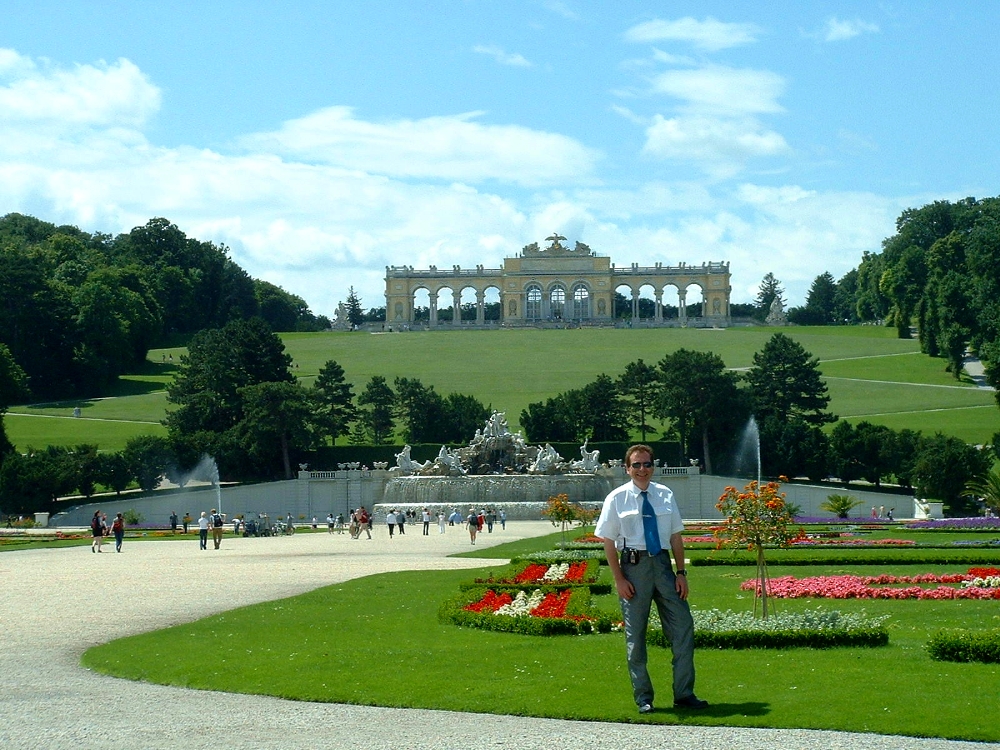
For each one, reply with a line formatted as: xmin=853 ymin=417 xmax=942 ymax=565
xmin=392 ymin=412 xmax=603 ymax=477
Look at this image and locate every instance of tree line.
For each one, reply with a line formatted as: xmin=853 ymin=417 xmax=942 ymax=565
xmin=0 ymin=213 xmax=328 ymax=401
xmin=765 ymin=196 xmax=1000 ymax=404
xmin=520 ymin=332 xmax=993 ymax=515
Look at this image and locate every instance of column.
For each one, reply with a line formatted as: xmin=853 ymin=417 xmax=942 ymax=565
xmin=678 ymin=290 xmax=687 ymax=322
xmin=654 ymin=291 xmax=663 ymax=323
xmin=476 ymin=290 xmax=485 ymax=324
xmin=429 ymin=292 xmax=438 ymax=325
xmin=452 ymin=289 xmax=461 ymax=326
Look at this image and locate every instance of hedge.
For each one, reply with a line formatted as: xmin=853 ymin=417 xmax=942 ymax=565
xmin=927 ymin=629 xmax=1000 ymax=663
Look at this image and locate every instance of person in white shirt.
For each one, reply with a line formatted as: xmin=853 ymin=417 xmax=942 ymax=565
xmin=594 ymin=444 xmax=707 ymax=714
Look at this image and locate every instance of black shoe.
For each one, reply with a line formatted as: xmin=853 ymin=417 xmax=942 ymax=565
xmin=674 ymin=695 xmax=709 ymax=709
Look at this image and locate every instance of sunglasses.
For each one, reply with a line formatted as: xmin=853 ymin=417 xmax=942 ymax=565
xmin=629 ymin=461 xmax=653 ymax=469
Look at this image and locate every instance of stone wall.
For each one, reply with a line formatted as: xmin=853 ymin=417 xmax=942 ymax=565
xmin=51 ymin=467 xmax=918 ymax=527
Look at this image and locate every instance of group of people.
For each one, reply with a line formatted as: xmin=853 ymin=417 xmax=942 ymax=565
xmin=348 ymin=507 xmax=372 ymax=539
xmin=90 ymin=510 xmax=125 ymax=553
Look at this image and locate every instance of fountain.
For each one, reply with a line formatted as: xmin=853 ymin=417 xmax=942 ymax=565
xmin=732 ymin=416 xmax=761 ymax=485
xmin=379 ymin=413 xmax=616 ymax=517
xmin=169 ymin=454 xmax=223 ymax=515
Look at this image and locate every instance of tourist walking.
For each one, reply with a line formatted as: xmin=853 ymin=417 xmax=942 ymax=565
xmin=499 ymin=509 xmax=506 ymax=530
xmin=437 ymin=511 xmax=446 ymax=534
xmin=397 ymin=510 xmax=406 ymax=535
xmin=466 ymin=508 xmax=478 ymax=545
xmin=422 ymin=507 xmax=431 ymax=535
xmin=386 ymin=509 xmax=396 ymax=538
xmin=485 ymin=508 xmax=496 ymax=533
xmin=111 ymin=512 xmax=125 ymax=552
xmin=182 ymin=512 xmax=192 ymax=534
xmin=211 ymin=509 xmax=224 ymax=549
xmin=595 ymin=444 xmax=707 ymax=714
xmin=197 ymin=512 xmax=210 ymax=550
xmin=90 ymin=510 xmax=104 ymax=553
xmin=327 ymin=513 xmax=335 ymax=534
xmin=169 ymin=511 xmax=178 ymax=534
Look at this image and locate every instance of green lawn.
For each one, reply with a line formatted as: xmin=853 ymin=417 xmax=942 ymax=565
xmin=7 ymin=325 xmax=999 ymax=451
xmin=82 ymin=531 xmax=1000 ymax=742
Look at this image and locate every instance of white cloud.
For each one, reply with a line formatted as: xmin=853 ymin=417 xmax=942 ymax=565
xmin=472 ymin=44 xmax=532 ymax=68
xmin=822 ymin=17 xmax=880 ymax=42
xmin=643 ymin=115 xmax=790 ymax=177
xmin=624 ymin=17 xmax=761 ymax=51
xmin=650 ymin=65 xmax=786 ymax=116
xmin=0 ymin=48 xmax=159 ymax=129
xmin=239 ymin=106 xmax=599 ymax=186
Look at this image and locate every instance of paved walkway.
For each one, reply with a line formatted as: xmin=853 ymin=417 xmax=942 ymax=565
xmin=0 ymin=524 xmax=993 ymax=750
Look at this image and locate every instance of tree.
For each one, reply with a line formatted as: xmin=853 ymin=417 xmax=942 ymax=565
xmin=965 ymin=468 xmax=1000 ymax=516
xmin=312 ymin=360 xmax=356 ymax=444
xmin=745 ymin=333 xmax=835 ymax=427
xmin=97 ymin=451 xmax=133 ymax=496
xmin=580 ymin=374 xmax=628 ymax=441
xmin=911 ymin=433 xmax=991 ymax=514
xmin=0 ymin=345 xmax=30 ymax=460
xmin=441 ymin=392 xmax=491 ymax=443
xmin=237 ymin=381 xmax=319 ymax=479
xmin=715 ymin=480 xmax=799 ymax=619
xmin=787 ymin=272 xmax=838 ymax=326
xmin=344 ymin=287 xmax=365 ymax=329
xmin=654 ymin=349 xmax=747 ymax=473
xmin=828 ymin=421 xmax=864 ymax=483
xmin=820 ymin=493 xmax=864 ymax=519
xmin=352 ymin=376 xmax=396 ymax=445
xmin=394 ymin=377 xmax=447 ymax=443
xmin=123 ymin=435 xmax=173 ymax=492
xmin=754 ymin=273 xmax=785 ymax=322
xmin=165 ymin=318 xmax=293 ymax=436
xmin=520 ymin=393 xmax=579 ymax=443
xmin=617 ymin=359 xmax=659 ymax=441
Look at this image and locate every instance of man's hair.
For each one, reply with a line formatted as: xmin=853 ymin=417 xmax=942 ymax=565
xmin=624 ymin=444 xmax=655 ymax=465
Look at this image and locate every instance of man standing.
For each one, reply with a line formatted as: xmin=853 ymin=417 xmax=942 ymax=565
xmin=169 ymin=511 xmax=178 ymax=534
xmin=385 ymin=509 xmax=396 ymax=538
xmin=197 ymin=511 xmax=210 ymax=550
xmin=594 ymin=444 xmax=707 ymax=714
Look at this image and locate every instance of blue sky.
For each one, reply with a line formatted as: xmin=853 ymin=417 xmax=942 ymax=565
xmin=2 ymin=1 xmax=998 ymax=316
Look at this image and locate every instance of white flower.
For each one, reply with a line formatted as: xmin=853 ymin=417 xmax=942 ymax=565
xmin=542 ymin=563 xmax=570 ymax=581
xmin=495 ymin=589 xmax=545 ymax=617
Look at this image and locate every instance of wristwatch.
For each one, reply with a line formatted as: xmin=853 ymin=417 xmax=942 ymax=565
xmin=676 ymin=569 xmax=687 ymax=576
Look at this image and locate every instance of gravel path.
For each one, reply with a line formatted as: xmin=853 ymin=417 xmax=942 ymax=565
xmin=1 ymin=523 xmax=993 ymax=750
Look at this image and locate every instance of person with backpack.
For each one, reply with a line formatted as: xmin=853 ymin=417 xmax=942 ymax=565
xmin=90 ymin=510 xmax=104 ymax=553
xmin=111 ymin=512 xmax=125 ymax=552
xmin=210 ymin=508 xmax=224 ymax=549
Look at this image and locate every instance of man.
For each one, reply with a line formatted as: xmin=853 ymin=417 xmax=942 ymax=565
xmin=385 ymin=509 xmax=396 ymax=538
xmin=210 ymin=508 xmax=224 ymax=549
xmin=169 ymin=511 xmax=178 ymax=534
xmin=594 ymin=444 xmax=707 ymax=714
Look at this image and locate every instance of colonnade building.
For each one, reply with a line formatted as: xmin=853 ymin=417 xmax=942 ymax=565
xmin=384 ymin=234 xmax=732 ymax=328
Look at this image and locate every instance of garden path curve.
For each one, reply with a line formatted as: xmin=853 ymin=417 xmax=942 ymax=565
xmin=0 ymin=523 xmax=994 ymax=750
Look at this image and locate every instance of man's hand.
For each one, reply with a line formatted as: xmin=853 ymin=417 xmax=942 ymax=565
xmin=615 ymin=576 xmax=635 ymax=600
xmin=675 ymin=572 xmax=689 ymax=600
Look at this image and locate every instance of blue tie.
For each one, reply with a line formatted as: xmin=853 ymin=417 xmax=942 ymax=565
xmin=641 ymin=490 xmax=661 ymax=555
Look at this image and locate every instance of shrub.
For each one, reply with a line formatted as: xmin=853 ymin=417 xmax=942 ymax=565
xmin=927 ymin=629 xmax=1000 ymax=663
xmin=123 ymin=508 xmax=144 ymax=525
xmin=821 ymin=494 xmax=864 ymax=519
xmin=646 ymin=608 xmax=890 ymax=649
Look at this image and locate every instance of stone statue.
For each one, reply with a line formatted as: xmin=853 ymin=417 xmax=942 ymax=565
xmin=530 ymin=443 xmax=562 ymax=473
xmin=394 ymin=445 xmax=429 ymax=473
xmin=573 ymin=441 xmax=600 ymax=472
xmin=765 ymin=296 xmax=787 ymax=326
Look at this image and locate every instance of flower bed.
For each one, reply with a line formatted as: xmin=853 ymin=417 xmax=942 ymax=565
xmin=473 ymin=560 xmax=599 ymax=587
xmin=741 ymin=569 xmax=1000 ymax=600
xmin=791 ymin=537 xmax=916 ymax=547
xmin=440 ymin=585 xmax=615 ymax=635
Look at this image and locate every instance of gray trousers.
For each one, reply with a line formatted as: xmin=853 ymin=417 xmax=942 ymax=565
xmin=619 ymin=550 xmax=696 ymax=707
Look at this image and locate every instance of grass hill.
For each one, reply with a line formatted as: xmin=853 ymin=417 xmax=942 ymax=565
xmin=6 ymin=325 xmax=998 ymax=452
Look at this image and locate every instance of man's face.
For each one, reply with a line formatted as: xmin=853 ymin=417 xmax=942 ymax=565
xmin=626 ymin=450 xmax=653 ymax=489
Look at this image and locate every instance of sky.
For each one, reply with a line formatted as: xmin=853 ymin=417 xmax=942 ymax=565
xmin=2 ymin=1 xmax=998 ymax=317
